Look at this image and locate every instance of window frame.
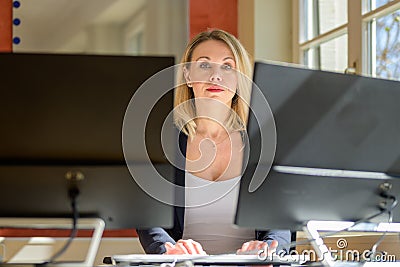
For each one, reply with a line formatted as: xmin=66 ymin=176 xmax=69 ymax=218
xmin=293 ymin=0 xmax=400 ymax=76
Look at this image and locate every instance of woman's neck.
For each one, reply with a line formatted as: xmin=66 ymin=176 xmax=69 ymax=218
xmin=195 ymin=118 xmax=229 ymax=138
xmin=194 ymin=98 xmax=232 ymax=135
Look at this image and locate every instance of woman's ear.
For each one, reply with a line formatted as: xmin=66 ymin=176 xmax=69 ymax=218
xmin=183 ymin=66 xmax=192 ymax=87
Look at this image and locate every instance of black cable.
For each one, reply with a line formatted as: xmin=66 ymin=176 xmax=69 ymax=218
xmin=369 ymin=212 xmax=390 ymax=259
xmin=278 ymin=208 xmax=388 ymax=251
xmin=369 ymin=194 xmax=397 ymax=260
xmin=279 ymin=194 xmax=398 ymax=253
xmin=40 ymin=186 xmax=80 ymax=265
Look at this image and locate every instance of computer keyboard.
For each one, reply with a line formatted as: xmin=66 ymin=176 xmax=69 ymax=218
xmin=111 ymin=253 xmax=309 ymax=266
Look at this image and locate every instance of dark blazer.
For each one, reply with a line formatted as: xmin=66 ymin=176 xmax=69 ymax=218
xmin=137 ymin=132 xmax=291 ymax=254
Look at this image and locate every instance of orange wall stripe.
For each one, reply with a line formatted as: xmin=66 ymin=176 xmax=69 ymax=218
xmin=189 ymin=0 xmax=238 ymax=39
xmin=0 ymin=228 xmax=138 ymax=238
xmin=0 ymin=0 xmax=12 ymax=52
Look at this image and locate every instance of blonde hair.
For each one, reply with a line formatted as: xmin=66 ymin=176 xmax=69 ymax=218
xmin=174 ymin=29 xmax=252 ymax=138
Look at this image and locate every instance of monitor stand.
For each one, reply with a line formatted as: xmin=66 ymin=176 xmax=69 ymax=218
xmin=0 ymin=218 xmax=105 ymax=267
xmin=303 ymin=220 xmax=400 ymax=267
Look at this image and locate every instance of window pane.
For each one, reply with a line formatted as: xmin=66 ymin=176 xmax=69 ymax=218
xmin=304 ymin=34 xmax=348 ymax=73
xmin=318 ymin=0 xmax=348 ymax=34
xmin=320 ymin=34 xmax=348 ymax=72
xmin=364 ymin=0 xmax=395 ymax=13
xmin=301 ymin=0 xmax=347 ymax=41
xmin=373 ymin=9 xmax=400 ymax=80
xmin=127 ymin=31 xmax=143 ymax=55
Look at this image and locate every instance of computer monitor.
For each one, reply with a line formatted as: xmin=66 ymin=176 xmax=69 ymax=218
xmin=235 ymin=61 xmax=400 ymax=231
xmin=0 ymin=53 xmax=175 ymax=229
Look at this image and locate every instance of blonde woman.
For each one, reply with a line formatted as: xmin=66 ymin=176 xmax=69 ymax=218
xmin=137 ymin=29 xmax=290 ymax=255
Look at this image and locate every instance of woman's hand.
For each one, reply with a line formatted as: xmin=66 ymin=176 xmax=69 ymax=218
xmin=236 ymin=240 xmax=278 ymax=255
xmin=164 ymin=239 xmax=207 ymax=255
xmin=236 ymin=240 xmax=278 ymax=267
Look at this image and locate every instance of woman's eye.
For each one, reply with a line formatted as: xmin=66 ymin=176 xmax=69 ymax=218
xmin=199 ymin=62 xmax=211 ymax=69
xmin=222 ymin=64 xmax=233 ymax=70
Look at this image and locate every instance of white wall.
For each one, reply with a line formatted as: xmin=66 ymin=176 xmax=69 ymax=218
xmin=13 ymin=0 xmax=188 ymax=61
xmin=14 ymin=0 xmax=291 ymax=66
xmin=253 ymin=0 xmax=293 ymax=62
xmin=76 ymin=0 xmax=188 ymax=61
xmin=142 ymin=0 xmax=188 ymax=60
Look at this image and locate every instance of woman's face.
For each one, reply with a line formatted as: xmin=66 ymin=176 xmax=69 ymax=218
xmin=186 ymin=40 xmax=238 ymax=106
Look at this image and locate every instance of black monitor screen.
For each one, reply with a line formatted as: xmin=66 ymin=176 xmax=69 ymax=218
xmin=0 ymin=53 xmax=175 ymax=229
xmin=236 ymin=62 xmax=400 ymax=230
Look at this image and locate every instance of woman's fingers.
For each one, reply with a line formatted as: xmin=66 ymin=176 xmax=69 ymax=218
xmin=268 ymin=240 xmax=278 ymax=252
xmin=237 ymin=241 xmax=259 ymax=254
xmin=164 ymin=239 xmax=207 ymax=255
xmin=193 ymin=240 xmax=208 ymax=255
xmin=177 ymin=239 xmax=208 ymax=255
xmin=164 ymin=242 xmax=177 ymax=254
xmin=165 ymin=242 xmax=173 ymax=249
xmin=237 ymin=240 xmax=278 ymax=255
xmin=177 ymin=239 xmax=196 ymax=254
xmin=164 ymin=241 xmax=188 ymax=254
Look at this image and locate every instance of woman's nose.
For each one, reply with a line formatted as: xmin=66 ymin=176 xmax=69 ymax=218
xmin=209 ymin=70 xmax=222 ymax=82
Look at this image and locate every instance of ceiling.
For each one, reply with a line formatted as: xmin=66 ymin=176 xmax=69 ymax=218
xmin=12 ymin=0 xmax=145 ymax=52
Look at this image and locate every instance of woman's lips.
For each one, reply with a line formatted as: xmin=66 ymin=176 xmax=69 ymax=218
xmin=206 ymin=87 xmax=224 ymax=92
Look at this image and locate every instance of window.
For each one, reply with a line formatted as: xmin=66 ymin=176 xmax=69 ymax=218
xmin=295 ymin=0 xmax=400 ymax=80
xmin=298 ymin=0 xmax=348 ymax=73
xmin=123 ymin=8 xmax=145 ymax=56
xmin=126 ymin=30 xmax=144 ymax=55
xmin=365 ymin=0 xmax=400 ymax=80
